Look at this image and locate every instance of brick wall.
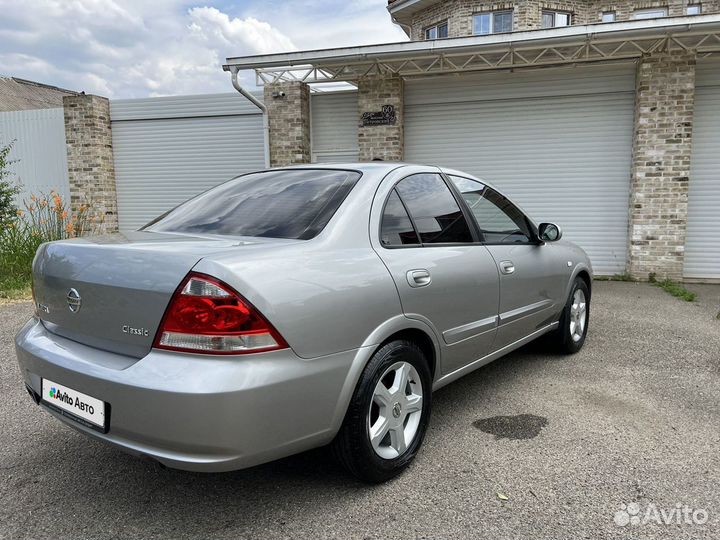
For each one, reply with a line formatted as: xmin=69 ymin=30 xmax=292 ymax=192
xmin=406 ymin=0 xmax=715 ymax=39
xmin=264 ymin=82 xmax=311 ymax=166
xmin=628 ymin=51 xmax=696 ymax=281
xmin=357 ymin=76 xmax=404 ymax=161
xmin=409 ymin=0 xmax=476 ymax=39
xmin=592 ymin=0 xmax=700 ymax=20
xmin=62 ymin=94 xmax=118 ymax=233
xmin=516 ymin=0 xmax=592 ymax=29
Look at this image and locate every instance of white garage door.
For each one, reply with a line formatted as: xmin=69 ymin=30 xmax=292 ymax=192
xmin=311 ymin=91 xmax=359 ymax=163
xmin=684 ymin=59 xmax=720 ymax=280
xmin=405 ymin=64 xmax=636 ymax=275
xmin=111 ymin=93 xmax=264 ymax=231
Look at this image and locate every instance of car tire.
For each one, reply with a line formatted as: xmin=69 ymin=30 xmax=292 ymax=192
xmin=332 ymin=339 xmax=432 ymax=484
xmin=552 ymin=277 xmax=591 ymax=354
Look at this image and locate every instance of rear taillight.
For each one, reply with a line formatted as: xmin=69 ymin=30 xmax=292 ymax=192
xmin=154 ymin=273 xmax=288 ymax=355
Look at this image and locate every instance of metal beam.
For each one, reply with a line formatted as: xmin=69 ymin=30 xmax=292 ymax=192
xmin=221 ymin=15 xmax=720 ymax=86
xmin=225 ymin=15 xmax=720 ymax=68
xmin=250 ymin=29 xmax=720 ymax=85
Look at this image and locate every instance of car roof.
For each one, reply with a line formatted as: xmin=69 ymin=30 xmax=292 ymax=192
xmin=269 ymin=162 xmax=482 ymax=180
xmin=267 ymin=162 xmax=497 ymax=191
xmin=270 ymin=162 xmax=410 ymax=173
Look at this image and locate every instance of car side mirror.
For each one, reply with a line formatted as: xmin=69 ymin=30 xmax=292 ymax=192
xmin=538 ymin=223 xmax=562 ymax=243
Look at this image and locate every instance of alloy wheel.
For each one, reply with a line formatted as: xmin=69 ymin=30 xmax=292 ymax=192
xmin=367 ymin=361 xmax=423 ymax=459
xmin=569 ymin=289 xmax=587 ymax=342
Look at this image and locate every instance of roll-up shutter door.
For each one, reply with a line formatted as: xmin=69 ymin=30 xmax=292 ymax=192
xmin=684 ymin=59 xmax=720 ymax=280
xmin=110 ymin=93 xmax=264 ymax=231
xmin=311 ymin=91 xmax=359 ymax=163
xmin=404 ymin=63 xmax=636 ymax=275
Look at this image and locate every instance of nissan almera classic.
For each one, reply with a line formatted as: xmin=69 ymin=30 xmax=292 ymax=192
xmin=15 ymin=163 xmax=592 ymax=483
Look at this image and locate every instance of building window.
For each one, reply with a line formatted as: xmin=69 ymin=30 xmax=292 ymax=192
xmin=473 ymin=11 xmax=513 ymax=35
xmin=425 ymin=22 xmax=448 ymax=39
xmin=687 ymin=4 xmax=702 ymax=14
xmin=632 ymin=7 xmax=668 ymax=19
xmin=542 ymin=10 xmax=572 ymax=28
xmin=601 ymin=11 xmax=616 ymax=22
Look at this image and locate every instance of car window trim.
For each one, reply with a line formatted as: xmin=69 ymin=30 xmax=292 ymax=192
xmin=379 ymin=187 xmax=422 ymax=248
xmin=441 ymin=173 xmax=486 ymax=243
xmin=379 ymin=171 xmax=481 ymax=249
xmin=445 ymin=174 xmax=541 ymax=246
xmin=399 ymin=171 xmax=480 ymax=245
xmin=481 ymin=186 xmax=539 ymax=246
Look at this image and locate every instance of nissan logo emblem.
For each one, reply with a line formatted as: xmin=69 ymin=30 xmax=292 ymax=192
xmin=66 ymin=288 xmax=82 ymax=313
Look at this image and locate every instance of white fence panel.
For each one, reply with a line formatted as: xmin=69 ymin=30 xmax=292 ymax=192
xmin=0 ymin=108 xmax=70 ymax=205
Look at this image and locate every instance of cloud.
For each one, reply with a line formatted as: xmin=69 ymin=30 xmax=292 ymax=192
xmin=248 ymin=0 xmax=408 ymax=49
xmin=188 ymin=7 xmax=296 ymax=54
xmin=0 ymin=0 xmax=407 ymax=98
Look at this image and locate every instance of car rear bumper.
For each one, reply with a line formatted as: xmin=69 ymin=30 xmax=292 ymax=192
xmin=15 ymin=317 xmax=363 ymax=472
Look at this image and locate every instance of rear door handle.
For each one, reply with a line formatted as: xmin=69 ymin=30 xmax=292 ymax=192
xmin=407 ymin=269 xmax=431 ymax=288
xmin=499 ymin=260 xmax=515 ymax=275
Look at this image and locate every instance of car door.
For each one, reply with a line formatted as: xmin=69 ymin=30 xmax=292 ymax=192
xmin=448 ymin=175 xmax=566 ymax=351
xmin=372 ymin=169 xmax=500 ymax=376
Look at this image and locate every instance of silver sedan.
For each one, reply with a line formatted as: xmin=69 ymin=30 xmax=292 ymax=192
xmin=15 ymin=163 xmax=592 ymax=483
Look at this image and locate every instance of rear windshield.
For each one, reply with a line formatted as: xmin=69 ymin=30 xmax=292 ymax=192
xmin=143 ymin=169 xmax=361 ymax=240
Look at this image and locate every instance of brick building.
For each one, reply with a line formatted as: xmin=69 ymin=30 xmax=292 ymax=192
xmin=389 ymin=0 xmax=717 ymax=38
xmin=222 ymin=3 xmax=720 ymax=281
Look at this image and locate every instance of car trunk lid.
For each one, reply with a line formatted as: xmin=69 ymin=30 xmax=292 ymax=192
xmin=32 ymin=231 xmax=283 ymax=358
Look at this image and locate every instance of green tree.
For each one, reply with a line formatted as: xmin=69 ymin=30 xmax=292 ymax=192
xmin=0 ymin=141 xmax=20 ymax=228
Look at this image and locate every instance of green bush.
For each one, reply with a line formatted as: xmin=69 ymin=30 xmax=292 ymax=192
xmin=0 ymin=141 xmax=20 ymax=229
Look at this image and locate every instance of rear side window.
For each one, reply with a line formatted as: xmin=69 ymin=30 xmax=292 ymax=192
xmin=380 ymin=190 xmax=420 ymax=246
xmin=143 ymin=169 xmax=361 ymax=240
xmin=395 ymin=173 xmax=473 ymax=244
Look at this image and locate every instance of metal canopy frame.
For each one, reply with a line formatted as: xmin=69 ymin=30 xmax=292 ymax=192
xmin=222 ymin=15 xmax=720 ymax=86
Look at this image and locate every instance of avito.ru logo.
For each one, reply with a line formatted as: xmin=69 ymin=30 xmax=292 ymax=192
xmin=614 ymin=502 xmax=709 ymax=527
xmin=49 ymin=387 xmax=73 ymax=405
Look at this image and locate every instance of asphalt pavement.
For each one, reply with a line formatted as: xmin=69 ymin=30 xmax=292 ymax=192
xmin=1 ymin=281 xmax=718 ymax=539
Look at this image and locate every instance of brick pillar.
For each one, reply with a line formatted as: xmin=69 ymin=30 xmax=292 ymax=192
xmin=264 ymin=82 xmax=311 ymax=166
xmin=358 ymin=76 xmax=404 ymax=162
xmin=63 ymin=94 xmax=118 ymax=233
xmin=628 ymin=51 xmax=696 ymax=281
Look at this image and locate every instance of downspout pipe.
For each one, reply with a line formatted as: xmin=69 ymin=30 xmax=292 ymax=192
xmin=230 ymin=68 xmax=270 ymax=168
xmin=391 ymin=15 xmax=413 ymax=38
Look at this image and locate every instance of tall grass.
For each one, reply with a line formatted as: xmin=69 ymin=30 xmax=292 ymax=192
xmin=0 ymin=192 xmax=98 ymax=299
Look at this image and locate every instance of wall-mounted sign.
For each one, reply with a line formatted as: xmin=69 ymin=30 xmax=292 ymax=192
xmin=361 ymin=105 xmax=396 ymax=126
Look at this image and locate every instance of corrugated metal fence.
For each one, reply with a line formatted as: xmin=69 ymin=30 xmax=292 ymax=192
xmin=0 ymin=107 xmax=70 ymax=206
